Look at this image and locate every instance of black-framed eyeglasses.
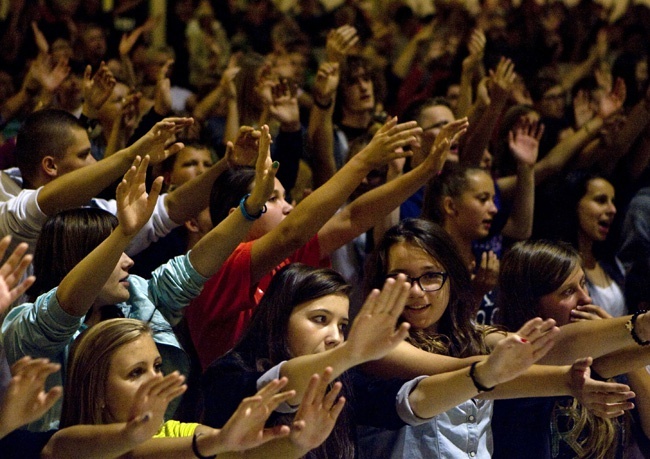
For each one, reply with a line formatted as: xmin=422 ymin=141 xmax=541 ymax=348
xmin=386 ymin=272 xmax=448 ymax=292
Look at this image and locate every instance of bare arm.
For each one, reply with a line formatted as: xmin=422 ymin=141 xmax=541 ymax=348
xmin=307 ymin=61 xmax=339 ymax=187
xmin=56 ymin=156 xmax=161 ymax=316
xmin=250 ymin=119 xmax=419 ymax=284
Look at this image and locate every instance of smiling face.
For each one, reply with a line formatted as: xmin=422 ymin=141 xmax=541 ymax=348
xmin=446 ymin=170 xmax=497 ymax=241
xmin=386 ymin=241 xmax=449 ymax=332
xmin=104 ymin=334 xmax=162 ymax=423
xmin=287 ymin=293 xmax=350 ymax=356
xmin=537 ymin=266 xmax=591 ymax=326
xmin=577 ymin=178 xmax=616 ymax=242
xmin=95 ymin=252 xmax=134 ymax=306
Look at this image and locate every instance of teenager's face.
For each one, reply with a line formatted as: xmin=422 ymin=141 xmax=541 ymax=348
xmin=287 ymin=293 xmax=350 ymax=356
xmin=96 ymin=252 xmax=134 ymax=306
xmin=538 ymin=266 xmax=591 ymax=326
xmin=247 ymin=178 xmax=293 ymax=240
xmin=105 ymin=334 xmax=162 ymax=422
xmin=56 ymin=126 xmax=96 ymax=176
xmin=386 ymin=241 xmax=449 ymax=332
xmin=447 ymin=170 xmax=497 ymax=241
xmin=98 ymin=82 xmax=129 ymax=125
xmin=577 ymin=178 xmax=616 ymax=242
xmin=168 ymin=147 xmax=213 ymax=187
xmin=342 ymin=67 xmax=375 ymax=114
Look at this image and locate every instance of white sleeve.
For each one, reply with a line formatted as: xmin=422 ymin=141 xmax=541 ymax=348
xmin=0 ymin=187 xmax=48 ymax=249
xmin=256 ymin=361 xmax=298 ymax=414
xmin=90 ymin=194 xmax=180 ymax=256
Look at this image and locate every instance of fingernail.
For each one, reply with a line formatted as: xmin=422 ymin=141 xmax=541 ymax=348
xmin=272 ymin=161 xmax=279 ymax=168
xmin=520 ymin=338 xmax=528 ymax=343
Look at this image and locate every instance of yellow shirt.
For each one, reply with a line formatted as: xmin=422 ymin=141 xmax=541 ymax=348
xmin=153 ymin=420 xmax=200 ymax=438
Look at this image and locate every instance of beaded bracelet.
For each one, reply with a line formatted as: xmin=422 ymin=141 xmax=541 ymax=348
xmin=192 ymin=433 xmax=217 ymax=459
xmin=625 ymin=310 xmax=650 ymax=346
xmin=239 ymin=194 xmax=267 ymax=221
xmin=469 ymin=361 xmax=495 ymax=393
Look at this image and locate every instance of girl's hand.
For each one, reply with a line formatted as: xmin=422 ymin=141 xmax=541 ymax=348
xmin=0 ymin=237 xmax=35 ymax=314
xmin=357 ymin=118 xmax=420 ymax=169
xmin=290 ymin=367 xmax=345 ymax=453
xmin=124 ymin=371 xmax=187 ymax=444
xmin=216 ymin=377 xmax=294 ymax=451
xmin=471 ymin=251 xmax=499 ymax=298
xmin=246 ymin=125 xmax=279 ymax=214
xmin=345 ymin=275 xmax=411 ymax=364
xmin=0 ymin=357 xmax=62 ymax=436
xmin=569 ymin=357 xmax=635 ymax=418
xmin=508 ymin=119 xmax=544 ymax=166
xmin=570 ymin=304 xmax=612 ymax=322
xmin=478 ymin=318 xmax=559 ymax=388
xmin=116 ymin=156 xmax=163 ymax=238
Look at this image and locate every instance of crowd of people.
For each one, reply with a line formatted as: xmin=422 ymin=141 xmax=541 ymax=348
xmin=2 ymin=0 xmax=650 ymax=457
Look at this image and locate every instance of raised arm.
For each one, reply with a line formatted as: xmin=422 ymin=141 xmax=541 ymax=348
xmin=456 ymin=29 xmax=486 ymax=119
xmin=250 ymin=118 xmax=419 ymax=284
xmin=316 ymin=120 xmax=465 ymax=257
xmin=188 ymin=125 xmax=277 ymax=277
xmin=56 ymin=155 xmax=161 ymax=316
xmin=279 ymin=276 xmax=411 ymax=404
xmin=37 ymin=118 xmax=191 ymax=217
xmin=498 ymin=120 xmax=543 ymax=240
xmin=307 ymin=61 xmax=339 ymax=187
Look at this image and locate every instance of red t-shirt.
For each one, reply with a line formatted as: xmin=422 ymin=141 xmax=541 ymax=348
xmin=186 ymin=235 xmax=327 ymax=370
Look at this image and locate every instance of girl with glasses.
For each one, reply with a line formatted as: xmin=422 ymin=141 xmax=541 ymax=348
xmin=202 ymin=261 xmax=559 ymax=459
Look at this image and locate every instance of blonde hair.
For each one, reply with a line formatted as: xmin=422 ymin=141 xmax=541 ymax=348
xmin=60 ymin=319 xmax=152 ymax=427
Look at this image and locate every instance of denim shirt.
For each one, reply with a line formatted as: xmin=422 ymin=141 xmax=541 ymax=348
xmin=358 ymin=398 xmax=493 ymax=459
xmin=1 ymin=252 xmax=208 ymax=432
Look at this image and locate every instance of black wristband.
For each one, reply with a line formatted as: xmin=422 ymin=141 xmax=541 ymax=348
xmin=192 ymin=433 xmax=217 ymax=459
xmin=626 ymin=310 xmax=650 ymax=346
xmin=469 ymin=361 xmax=495 ymax=392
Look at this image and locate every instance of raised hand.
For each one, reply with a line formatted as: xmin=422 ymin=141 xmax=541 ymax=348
xmin=246 ymin=124 xmax=279 ymax=214
xmin=326 ymin=25 xmax=359 ymax=63
xmin=124 ymin=371 xmax=187 ymax=444
xmin=462 ymin=29 xmax=486 ymax=74
xmin=219 ymin=62 xmax=241 ymax=101
xmin=569 ymin=357 xmax=635 ymax=419
xmin=0 ymin=236 xmax=35 ymax=314
xmin=83 ymin=62 xmax=117 ymax=118
xmin=128 ymin=117 xmax=193 ymax=164
xmin=508 ymin=120 xmax=544 ymax=166
xmin=598 ymin=77 xmax=626 ymax=119
xmin=357 ymin=117 xmax=421 ymax=169
xmin=116 ymin=156 xmax=163 ymax=238
xmin=0 ymin=357 xmax=62 ymax=438
xmin=471 ymin=251 xmax=499 ymax=298
xmin=29 ymin=53 xmax=70 ymax=94
xmin=119 ymin=17 xmax=158 ymax=57
xmin=313 ymin=61 xmax=340 ymax=108
xmin=488 ymin=57 xmax=516 ymax=100
xmin=268 ymin=79 xmax=300 ymax=130
xmin=216 ymin=378 xmax=294 ymax=451
xmin=345 ymin=275 xmax=411 ymax=364
xmin=225 ymin=126 xmax=261 ymax=167
xmin=478 ymin=318 xmax=560 ymax=388
xmin=290 ymin=367 xmax=346 ymax=453
xmin=432 ymin=117 xmax=468 ymax=154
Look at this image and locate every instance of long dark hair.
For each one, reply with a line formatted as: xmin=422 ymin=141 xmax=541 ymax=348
xmin=218 ymin=263 xmax=355 ymax=459
xmin=30 ymin=208 xmax=117 ymax=300
xmin=209 ymin=166 xmax=255 ymax=226
xmin=365 ymin=218 xmax=490 ymax=357
xmin=496 ymin=240 xmax=581 ymax=331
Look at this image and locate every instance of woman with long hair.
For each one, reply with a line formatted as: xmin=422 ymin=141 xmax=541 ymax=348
xmin=494 ymin=240 xmax=650 ymax=458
